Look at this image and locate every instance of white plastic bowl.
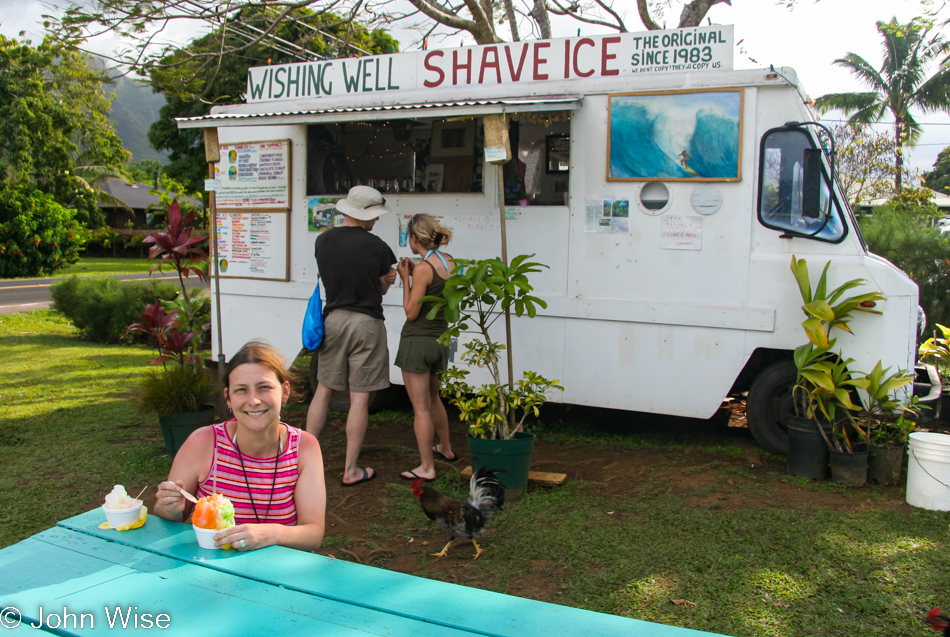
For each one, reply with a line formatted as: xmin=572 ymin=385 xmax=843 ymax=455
xmin=101 ymin=501 xmax=143 ymax=528
xmin=192 ymin=524 xmax=220 ymax=549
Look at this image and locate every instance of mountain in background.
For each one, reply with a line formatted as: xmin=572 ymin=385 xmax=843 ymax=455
xmin=88 ymin=55 xmax=169 ymax=164
xmin=108 ymin=73 xmax=169 ymax=163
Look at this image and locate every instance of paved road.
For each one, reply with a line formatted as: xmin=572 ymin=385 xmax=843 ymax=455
xmin=0 ymin=272 xmax=208 ymax=315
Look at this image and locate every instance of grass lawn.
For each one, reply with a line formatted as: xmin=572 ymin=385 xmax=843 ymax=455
xmin=56 ymin=257 xmax=152 ymax=277
xmin=2 ymin=310 xmax=950 ymax=636
xmin=0 ymin=310 xmax=171 ymax=546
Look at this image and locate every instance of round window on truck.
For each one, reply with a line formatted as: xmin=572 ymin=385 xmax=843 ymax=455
xmin=636 ymin=182 xmax=671 ymax=215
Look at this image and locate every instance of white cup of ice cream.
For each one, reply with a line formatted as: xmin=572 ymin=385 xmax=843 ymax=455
xmin=102 ymin=502 xmax=143 ymax=528
xmin=192 ymin=525 xmax=220 ymax=549
xmin=102 ymin=485 xmax=143 ymax=528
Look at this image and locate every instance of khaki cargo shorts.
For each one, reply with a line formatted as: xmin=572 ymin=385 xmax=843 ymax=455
xmin=317 ymin=309 xmax=390 ymax=393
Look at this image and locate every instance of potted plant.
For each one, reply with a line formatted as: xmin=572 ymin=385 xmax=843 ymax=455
xmin=852 ymin=361 xmax=917 ymax=485
xmin=918 ymin=323 xmax=950 ymax=416
xmin=425 ymin=254 xmax=563 ymax=495
xmin=788 ymin=255 xmax=885 ymax=484
xmin=126 ymin=199 xmax=216 ymax=454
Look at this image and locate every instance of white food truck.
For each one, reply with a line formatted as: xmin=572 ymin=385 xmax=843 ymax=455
xmin=178 ymin=25 xmax=919 ymax=454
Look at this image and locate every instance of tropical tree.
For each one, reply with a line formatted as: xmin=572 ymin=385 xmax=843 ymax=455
xmin=832 ymin=123 xmax=910 ymax=204
xmin=814 ymin=18 xmax=950 ymax=193
xmin=0 ymin=34 xmax=129 ymax=227
xmin=922 ymin=146 xmax=950 ymax=194
xmin=49 ymin=0 xmax=823 ymax=88
xmin=147 ymin=7 xmax=397 ymax=190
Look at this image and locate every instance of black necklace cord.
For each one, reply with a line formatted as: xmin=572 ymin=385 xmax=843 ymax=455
xmin=233 ymin=432 xmax=281 ymax=524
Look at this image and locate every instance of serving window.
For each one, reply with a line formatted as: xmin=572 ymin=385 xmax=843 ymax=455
xmin=306 ymin=118 xmax=484 ymax=195
xmin=505 ymin=115 xmax=571 ymax=206
xmin=305 ymin=112 xmax=571 ymax=205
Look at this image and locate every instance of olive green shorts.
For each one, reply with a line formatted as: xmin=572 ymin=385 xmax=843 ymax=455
xmin=394 ymin=335 xmax=449 ymax=374
xmin=317 ymin=309 xmax=390 ymax=393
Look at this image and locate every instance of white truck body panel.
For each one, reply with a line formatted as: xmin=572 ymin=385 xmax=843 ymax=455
xmin=182 ymin=27 xmax=918 ymax=426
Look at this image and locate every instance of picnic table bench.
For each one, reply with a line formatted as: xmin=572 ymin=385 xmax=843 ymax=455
xmin=0 ymin=510 xmax=726 ymax=636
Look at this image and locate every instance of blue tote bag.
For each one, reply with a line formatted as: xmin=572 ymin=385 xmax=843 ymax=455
xmin=302 ymin=277 xmax=324 ymax=351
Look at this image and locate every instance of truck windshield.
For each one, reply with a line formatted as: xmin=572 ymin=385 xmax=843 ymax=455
xmin=757 ymin=128 xmax=846 ymax=242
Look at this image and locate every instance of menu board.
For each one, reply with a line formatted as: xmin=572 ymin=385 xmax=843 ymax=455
xmin=215 ymin=139 xmax=291 ymax=211
xmin=213 ymin=211 xmax=289 ymax=281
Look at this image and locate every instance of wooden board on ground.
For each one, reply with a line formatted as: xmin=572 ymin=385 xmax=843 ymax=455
xmin=460 ymin=466 xmax=566 ymax=487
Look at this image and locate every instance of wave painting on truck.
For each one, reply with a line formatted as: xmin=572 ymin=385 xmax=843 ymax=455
xmin=607 ymin=89 xmax=742 ymax=181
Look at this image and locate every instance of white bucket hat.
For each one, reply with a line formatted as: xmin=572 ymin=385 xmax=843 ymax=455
xmin=334 ymin=185 xmax=392 ymax=221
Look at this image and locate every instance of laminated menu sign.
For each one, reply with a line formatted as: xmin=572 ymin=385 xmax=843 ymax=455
xmin=214 ymin=139 xmax=291 ymax=210
xmin=214 ymin=212 xmax=289 ymax=281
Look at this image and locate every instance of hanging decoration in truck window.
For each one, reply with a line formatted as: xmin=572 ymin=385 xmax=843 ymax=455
xmin=607 ymin=89 xmax=742 ymax=182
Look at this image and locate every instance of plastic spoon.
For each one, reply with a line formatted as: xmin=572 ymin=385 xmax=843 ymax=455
xmin=176 ymin=486 xmax=199 ymax=504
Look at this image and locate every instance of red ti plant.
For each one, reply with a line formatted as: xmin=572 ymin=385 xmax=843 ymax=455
xmin=141 ymin=198 xmax=209 ymax=368
xmin=143 ymin=199 xmax=208 ymax=332
xmin=126 ymin=303 xmax=200 ymax=369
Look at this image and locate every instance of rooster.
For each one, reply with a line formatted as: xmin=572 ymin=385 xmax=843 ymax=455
xmin=926 ymin=608 xmax=950 ymax=635
xmin=411 ymin=467 xmax=505 ymax=559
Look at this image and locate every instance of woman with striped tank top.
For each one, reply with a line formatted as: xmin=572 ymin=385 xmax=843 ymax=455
xmin=154 ymin=341 xmax=326 ymax=552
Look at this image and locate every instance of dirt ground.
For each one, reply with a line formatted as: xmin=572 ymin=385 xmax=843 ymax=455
xmin=259 ymin=395 xmax=948 ymax=596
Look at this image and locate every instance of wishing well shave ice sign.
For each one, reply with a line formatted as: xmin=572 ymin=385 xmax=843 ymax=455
xmin=245 ymin=26 xmax=733 ymax=104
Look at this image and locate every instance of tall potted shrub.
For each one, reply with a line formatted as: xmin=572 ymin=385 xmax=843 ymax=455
xmin=126 ymin=199 xmax=216 ymax=454
xmin=425 ymin=254 xmax=563 ymax=495
xmin=788 ymin=256 xmax=885 ymax=484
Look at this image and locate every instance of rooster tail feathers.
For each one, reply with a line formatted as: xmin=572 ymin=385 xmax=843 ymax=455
xmin=470 ymin=467 xmax=506 ymax=519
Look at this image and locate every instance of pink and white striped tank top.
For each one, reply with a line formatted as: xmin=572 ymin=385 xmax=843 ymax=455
xmin=196 ymin=421 xmax=300 ymax=525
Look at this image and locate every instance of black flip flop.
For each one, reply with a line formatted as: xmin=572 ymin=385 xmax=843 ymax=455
xmin=400 ymin=470 xmax=435 ymax=482
xmin=433 ymin=447 xmax=459 ymax=462
xmin=341 ymin=468 xmax=376 ymax=487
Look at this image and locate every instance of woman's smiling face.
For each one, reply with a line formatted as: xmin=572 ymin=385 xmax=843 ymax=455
xmin=224 ymin=363 xmax=289 ymax=430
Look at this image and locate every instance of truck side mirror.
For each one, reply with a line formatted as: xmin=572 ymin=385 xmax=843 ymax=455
xmin=802 ymin=148 xmax=823 ymax=219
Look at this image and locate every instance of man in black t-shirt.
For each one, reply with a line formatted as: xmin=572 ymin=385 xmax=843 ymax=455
xmin=306 ymin=186 xmax=396 ymax=487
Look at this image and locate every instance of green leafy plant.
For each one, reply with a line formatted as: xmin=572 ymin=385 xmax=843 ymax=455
xmin=789 ymin=256 xmax=887 ymax=452
xmin=126 ymin=302 xmax=216 ymax=416
xmin=919 ymin=323 xmax=950 ymax=389
xmin=424 ymin=254 xmax=563 ymax=440
xmin=51 ymin=275 xmax=179 ymax=343
xmin=850 ymin=361 xmax=917 ymax=447
xmin=0 ymin=185 xmax=87 ymax=277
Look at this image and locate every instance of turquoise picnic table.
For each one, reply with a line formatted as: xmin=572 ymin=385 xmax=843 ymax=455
xmin=0 ymin=510 xmax=727 ymax=636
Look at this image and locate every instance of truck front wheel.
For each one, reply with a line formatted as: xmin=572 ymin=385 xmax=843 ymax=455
xmin=746 ymin=359 xmax=796 ymax=455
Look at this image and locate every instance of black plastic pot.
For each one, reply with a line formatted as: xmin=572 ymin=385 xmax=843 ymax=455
xmin=867 ymin=444 xmax=905 ymax=486
xmin=159 ymin=404 xmax=217 ymax=455
xmin=786 ymin=415 xmax=831 ymax=480
xmin=829 ymin=446 xmax=868 ymax=487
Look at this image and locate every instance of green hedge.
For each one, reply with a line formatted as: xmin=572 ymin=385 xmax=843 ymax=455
xmin=51 ymin=276 xmax=180 ymax=343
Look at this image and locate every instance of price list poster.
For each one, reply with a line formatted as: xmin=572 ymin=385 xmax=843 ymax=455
xmin=213 ymin=139 xmax=291 ymax=281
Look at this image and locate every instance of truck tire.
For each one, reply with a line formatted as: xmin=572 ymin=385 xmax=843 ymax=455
xmin=746 ymin=359 xmax=796 ymax=455
xmin=307 ymin=352 xmax=388 ymax=413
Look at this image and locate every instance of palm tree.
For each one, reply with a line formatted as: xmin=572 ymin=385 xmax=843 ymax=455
xmin=814 ymin=18 xmax=950 ymax=192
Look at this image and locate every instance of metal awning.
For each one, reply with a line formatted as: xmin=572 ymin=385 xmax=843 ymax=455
xmin=176 ymin=96 xmax=581 ymax=129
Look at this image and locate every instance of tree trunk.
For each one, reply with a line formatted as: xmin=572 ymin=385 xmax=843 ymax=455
xmin=530 ymin=0 xmax=552 ymax=39
xmin=678 ymin=0 xmax=732 ymax=28
xmin=504 ymin=0 xmax=521 ymax=41
xmin=895 ymin=122 xmax=904 ymax=193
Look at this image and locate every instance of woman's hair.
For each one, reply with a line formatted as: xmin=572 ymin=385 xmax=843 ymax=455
xmin=224 ymin=340 xmax=295 ymax=400
xmin=408 ymin=214 xmax=453 ymax=250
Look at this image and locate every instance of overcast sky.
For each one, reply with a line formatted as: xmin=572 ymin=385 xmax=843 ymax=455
xmin=2 ymin=0 xmax=948 ymax=171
